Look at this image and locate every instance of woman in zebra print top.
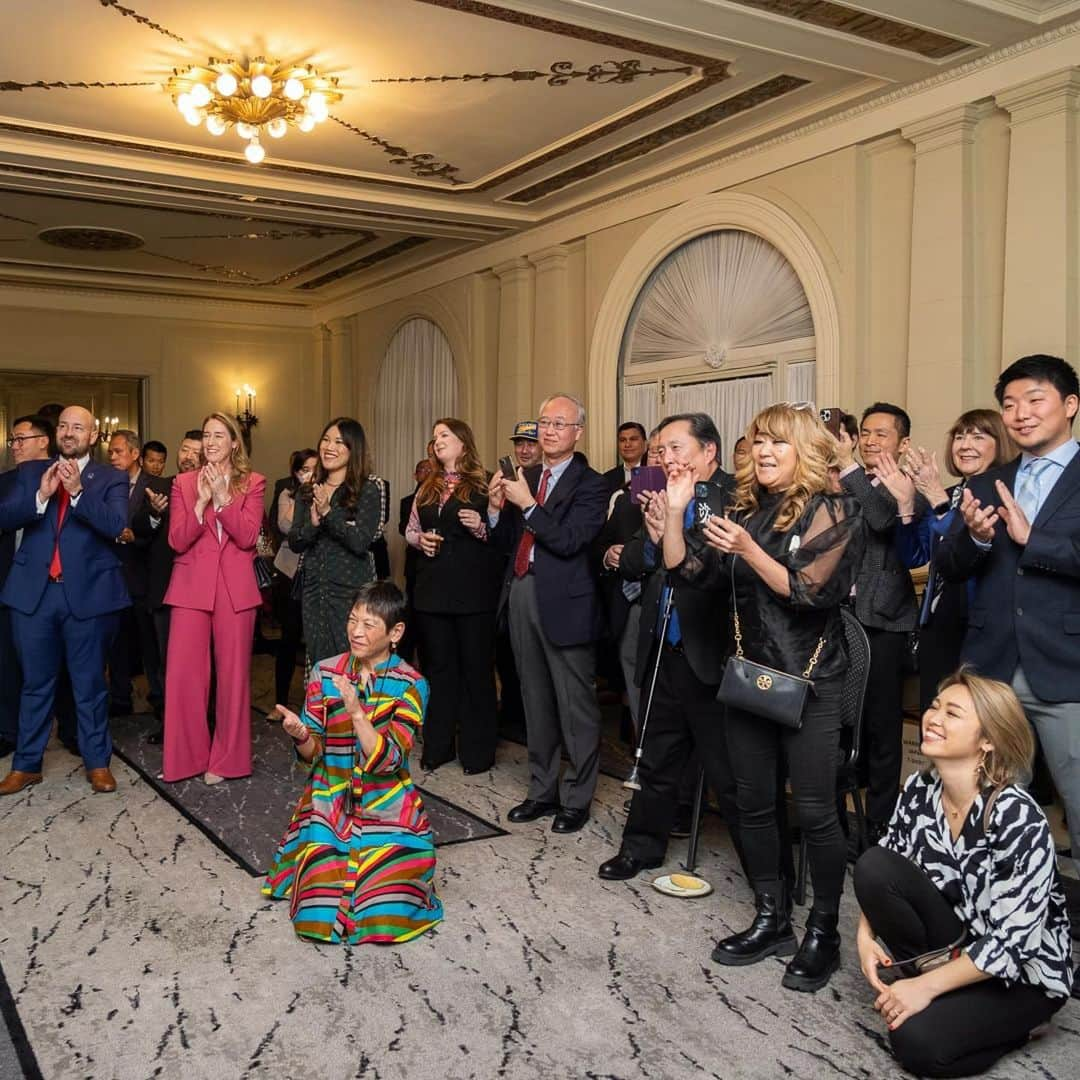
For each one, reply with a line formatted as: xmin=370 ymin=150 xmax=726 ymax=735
xmin=854 ymin=669 xmax=1072 ymax=1077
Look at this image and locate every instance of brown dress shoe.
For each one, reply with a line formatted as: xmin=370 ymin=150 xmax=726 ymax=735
xmin=0 ymin=770 xmax=43 ymax=796
xmin=86 ymin=767 xmax=117 ymax=793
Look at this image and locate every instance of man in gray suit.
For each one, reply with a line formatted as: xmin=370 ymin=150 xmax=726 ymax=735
xmin=488 ymin=394 xmax=608 ymax=833
xmin=838 ymin=403 xmax=921 ymax=842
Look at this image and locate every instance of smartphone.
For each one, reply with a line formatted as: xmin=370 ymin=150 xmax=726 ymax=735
xmin=819 ymin=407 xmax=842 ymax=437
xmin=694 ymin=481 xmax=714 ymax=527
xmin=629 ymin=465 xmax=667 ymax=503
xmin=497 ymin=455 xmax=517 ymax=481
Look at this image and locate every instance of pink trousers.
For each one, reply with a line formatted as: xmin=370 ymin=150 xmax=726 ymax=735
xmin=163 ymin=573 xmax=256 ymax=782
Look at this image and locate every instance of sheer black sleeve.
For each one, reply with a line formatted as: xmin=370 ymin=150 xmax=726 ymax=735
xmin=785 ymin=495 xmax=863 ymax=610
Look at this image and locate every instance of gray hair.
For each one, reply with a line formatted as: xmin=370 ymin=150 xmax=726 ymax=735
xmin=538 ymin=392 xmax=586 ymax=427
xmin=111 ymin=428 xmax=141 ymax=452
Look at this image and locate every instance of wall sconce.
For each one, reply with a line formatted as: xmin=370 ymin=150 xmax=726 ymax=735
xmin=234 ymin=384 xmax=259 ymax=452
xmin=97 ymin=416 xmax=119 ymax=438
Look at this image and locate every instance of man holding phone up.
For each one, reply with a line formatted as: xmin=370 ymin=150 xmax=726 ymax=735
xmin=598 ymin=412 xmax=743 ymax=880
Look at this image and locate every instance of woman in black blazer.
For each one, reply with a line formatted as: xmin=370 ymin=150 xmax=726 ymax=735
xmin=406 ymin=418 xmax=502 ymax=772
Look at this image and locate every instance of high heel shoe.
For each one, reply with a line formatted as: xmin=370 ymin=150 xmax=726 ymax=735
xmin=203 ymin=771 xmax=225 ymax=786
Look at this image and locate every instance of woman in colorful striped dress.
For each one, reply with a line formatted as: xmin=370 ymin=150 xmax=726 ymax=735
xmin=263 ymin=581 xmax=443 ymax=944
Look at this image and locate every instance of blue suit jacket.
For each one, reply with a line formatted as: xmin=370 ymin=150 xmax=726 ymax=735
xmin=0 ymin=468 xmax=16 ymax=603
xmin=492 ymin=453 xmax=608 ymax=647
xmin=0 ymin=458 xmax=130 ymax=619
xmin=936 ymin=448 xmax=1080 ymax=701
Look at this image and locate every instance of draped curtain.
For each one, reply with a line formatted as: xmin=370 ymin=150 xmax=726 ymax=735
xmin=624 ymin=230 xmax=813 ymax=369
xmin=786 ymin=360 xmax=817 ymax=407
xmin=375 ymin=317 xmax=458 ymax=580
xmin=620 ymin=382 xmax=661 ymax=438
xmin=667 ymin=374 xmax=775 ymax=472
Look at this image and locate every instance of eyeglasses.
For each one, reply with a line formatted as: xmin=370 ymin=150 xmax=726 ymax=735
xmin=535 ymin=418 xmax=582 ymax=432
xmin=6 ymin=434 xmax=45 ymax=447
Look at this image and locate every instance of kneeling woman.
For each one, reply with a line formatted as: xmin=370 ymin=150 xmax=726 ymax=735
xmin=855 ymin=670 xmax=1072 ymax=1078
xmin=263 ymin=581 xmax=444 ymax=944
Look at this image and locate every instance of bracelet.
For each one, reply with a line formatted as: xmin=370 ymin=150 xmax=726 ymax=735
xmin=291 ymin=730 xmax=311 ymax=746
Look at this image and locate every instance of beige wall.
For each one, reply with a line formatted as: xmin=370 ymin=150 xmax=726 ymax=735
xmin=0 ymin=303 xmax=324 ymax=486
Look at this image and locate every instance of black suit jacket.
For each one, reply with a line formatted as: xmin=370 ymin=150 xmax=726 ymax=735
xmin=115 ymin=471 xmax=152 ymax=600
xmin=594 ymin=487 xmax=645 ymax=638
xmin=840 ymin=465 xmax=920 ymax=632
xmin=399 ymin=489 xmax=419 ymax=592
xmin=131 ymin=474 xmax=175 ymax=610
xmin=267 ymin=475 xmax=293 ymax=545
xmin=936 ymin=448 xmax=1080 ymax=702
xmin=0 ymin=468 xmax=16 ymax=600
xmin=491 ymin=453 xmax=608 ymax=647
xmin=620 ymin=468 xmax=734 ymax=686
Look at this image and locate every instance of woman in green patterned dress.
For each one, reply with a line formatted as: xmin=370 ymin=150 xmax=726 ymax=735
xmin=288 ymin=417 xmax=382 ymax=668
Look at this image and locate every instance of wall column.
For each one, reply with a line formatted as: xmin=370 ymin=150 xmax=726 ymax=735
xmin=901 ymin=104 xmax=981 ymax=444
xmin=492 ymin=257 xmax=535 ymax=440
xmin=997 ymin=69 xmax=1080 ymax=367
xmin=325 ymin=316 xmax=356 ymax=421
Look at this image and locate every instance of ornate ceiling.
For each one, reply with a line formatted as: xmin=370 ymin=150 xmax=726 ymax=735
xmin=0 ymin=0 xmax=1075 ymax=305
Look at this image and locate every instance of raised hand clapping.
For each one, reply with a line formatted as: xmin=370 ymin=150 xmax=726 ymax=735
xmin=959 ymin=487 xmax=999 ymax=544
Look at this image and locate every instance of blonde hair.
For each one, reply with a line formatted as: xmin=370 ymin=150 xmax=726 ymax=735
xmin=937 ymin=668 xmax=1034 ymax=787
xmin=730 ymin=404 xmax=837 ymax=531
xmin=201 ymin=411 xmax=252 ymax=495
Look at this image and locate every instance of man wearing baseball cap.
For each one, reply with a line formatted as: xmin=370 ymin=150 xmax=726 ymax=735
xmin=509 ymin=420 xmax=542 ymax=470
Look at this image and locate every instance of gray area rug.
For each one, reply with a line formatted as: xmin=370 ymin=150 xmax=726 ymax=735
xmin=109 ymin=712 xmax=506 ymax=875
xmin=1 ymin=738 xmax=1077 ymax=1079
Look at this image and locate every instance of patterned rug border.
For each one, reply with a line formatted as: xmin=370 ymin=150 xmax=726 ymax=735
xmin=0 ymin=959 xmax=43 ymax=1080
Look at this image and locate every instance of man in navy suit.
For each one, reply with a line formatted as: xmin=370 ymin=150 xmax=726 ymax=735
xmin=488 ymin=394 xmax=608 ymax=832
xmin=0 ymin=405 xmax=130 ymax=795
xmin=0 ymin=414 xmax=55 ymax=758
xmin=937 ymin=354 xmax=1080 ymax=871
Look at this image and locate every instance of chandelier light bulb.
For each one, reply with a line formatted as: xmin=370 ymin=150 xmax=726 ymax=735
xmin=297 ymin=113 xmax=316 ymax=132
xmin=266 ymin=117 xmax=287 ymax=139
xmin=176 ymin=92 xmax=193 ymax=112
xmin=189 ymin=83 xmax=212 ymax=108
xmin=236 ymin=121 xmax=256 ymax=140
xmin=250 ymin=74 xmax=273 ymax=99
xmin=283 ymin=77 xmax=305 ymax=101
xmin=215 ymin=71 xmax=238 ymax=97
xmin=205 ymin=114 xmax=227 ymax=136
xmin=307 ymin=92 xmax=329 ymax=120
xmin=183 ymin=108 xmax=203 ymax=127
xmin=244 ymin=139 xmax=266 ymax=164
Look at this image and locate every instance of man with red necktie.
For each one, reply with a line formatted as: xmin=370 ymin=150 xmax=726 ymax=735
xmin=488 ymin=393 xmax=607 ymax=833
xmin=0 ymin=405 xmax=130 ymax=794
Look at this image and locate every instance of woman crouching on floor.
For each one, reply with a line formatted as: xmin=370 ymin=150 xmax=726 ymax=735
xmin=855 ymin=669 xmax=1072 ymax=1077
xmin=263 ymin=581 xmax=443 ymax=944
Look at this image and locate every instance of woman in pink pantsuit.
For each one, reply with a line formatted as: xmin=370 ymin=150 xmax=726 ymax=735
xmin=163 ymin=412 xmax=266 ymax=784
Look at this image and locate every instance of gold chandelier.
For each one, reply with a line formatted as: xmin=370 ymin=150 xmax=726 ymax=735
xmin=165 ymin=57 xmax=343 ymax=164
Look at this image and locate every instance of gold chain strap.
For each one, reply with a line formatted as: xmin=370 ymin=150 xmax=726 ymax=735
xmin=802 ymin=637 xmax=826 ymax=679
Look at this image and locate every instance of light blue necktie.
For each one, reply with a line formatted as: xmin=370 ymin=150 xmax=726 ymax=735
xmin=1015 ymin=458 xmax=1054 ymax=523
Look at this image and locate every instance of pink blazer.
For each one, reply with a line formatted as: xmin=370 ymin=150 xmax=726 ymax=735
xmin=164 ymin=469 xmax=266 ymax=613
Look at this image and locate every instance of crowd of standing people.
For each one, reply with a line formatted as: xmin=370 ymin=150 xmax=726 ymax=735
xmin=1 ymin=352 xmax=1078 ymax=1074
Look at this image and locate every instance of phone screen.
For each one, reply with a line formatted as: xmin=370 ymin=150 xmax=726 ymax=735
xmin=498 ymin=455 xmax=517 ymax=481
xmin=629 ymin=465 xmax=667 ymax=503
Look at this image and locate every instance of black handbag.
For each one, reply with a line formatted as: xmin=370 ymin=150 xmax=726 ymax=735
xmin=254 ymin=555 xmax=274 ymax=592
xmin=290 ymin=554 xmax=305 ymax=601
xmin=716 ymin=558 xmax=825 ymax=730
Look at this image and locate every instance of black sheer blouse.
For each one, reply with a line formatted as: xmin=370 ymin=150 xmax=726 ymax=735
xmin=680 ymin=491 xmax=862 ymax=681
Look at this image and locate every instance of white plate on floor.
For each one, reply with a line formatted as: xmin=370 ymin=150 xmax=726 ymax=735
xmin=651 ymin=873 xmax=713 ymax=898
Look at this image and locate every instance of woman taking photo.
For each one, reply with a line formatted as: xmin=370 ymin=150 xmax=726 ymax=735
xmin=268 ymin=448 xmax=317 ymax=718
xmin=854 ymin=670 xmax=1071 ymax=1077
xmin=674 ymin=403 xmax=862 ymax=991
xmin=289 ymin=418 xmax=382 ymax=670
xmin=876 ymin=410 xmax=1016 ymax=711
xmin=405 ymin=418 xmax=501 ymax=772
xmin=163 ymin=412 xmax=265 ymax=784
xmin=264 ymin=581 xmax=443 ymax=945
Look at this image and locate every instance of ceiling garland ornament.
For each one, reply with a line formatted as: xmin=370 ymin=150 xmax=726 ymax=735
xmin=97 ymin=0 xmax=185 ymax=43
xmin=330 ymin=117 xmax=462 ymax=183
xmin=165 ymin=57 xmax=342 ymax=164
xmin=371 ymin=59 xmax=694 ymax=86
xmin=0 ymin=80 xmax=157 ymax=92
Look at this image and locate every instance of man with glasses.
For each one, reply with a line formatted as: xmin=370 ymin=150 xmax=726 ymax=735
xmin=488 ymin=394 xmax=608 ymax=832
xmin=0 ymin=405 xmax=130 ymax=795
xmin=0 ymin=415 xmax=55 ymax=756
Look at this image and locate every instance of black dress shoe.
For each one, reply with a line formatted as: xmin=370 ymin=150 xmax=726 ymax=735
xmin=598 ymin=851 xmax=662 ymax=880
xmin=420 ymin=754 xmax=454 ymax=771
xmin=0 ymin=737 xmax=14 ymax=758
xmin=712 ymin=891 xmax=797 ymax=966
xmin=782 ymin=908 xmax=841 ymax=992
xmin=552 ymin=807 xmax=590 ymax=834
xmin=669 ymin=806 xmax=694 ymax=838
xmin=145 ymin=726 xmax=164 ymax=746
xmin=462 ymin=762 xmax=493 ymax=776
xmin=507 ymin=799 xmax=559 ymax=824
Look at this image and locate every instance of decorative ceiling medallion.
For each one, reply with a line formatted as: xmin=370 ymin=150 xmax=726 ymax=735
xmin=704 ymin=345 xmax=727 ymax=369
xmin=38 ymin=226 xmax=145 ymax=251
xmin=165 ymin=57 xmax=342 ymax=164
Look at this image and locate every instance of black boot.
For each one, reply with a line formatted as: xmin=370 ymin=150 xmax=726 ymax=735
xmin=711 ymin=891 xmax=796 ymax=966
xmin=782 ymin=907 xmax=841 ymax=992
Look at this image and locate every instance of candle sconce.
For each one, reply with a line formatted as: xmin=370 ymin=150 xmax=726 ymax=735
xmin=234 ymin=384 xmax=259 ymax=452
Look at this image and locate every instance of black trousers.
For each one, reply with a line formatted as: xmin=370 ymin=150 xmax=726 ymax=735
xmin=272 ymin=576 xmax=304 ymax=706
xmin=107 ymin=604 xmax=163 ymax=712
xmin=494 ymin=624 xmax=525 ymax=729
xmin=854 ymin=846 xmax=1064 ymax=1077
xmin=0 ymin=606 xmax=19 ymax=743
xmin=416 ymin=609 xmax=498 ymax=771
xmin=727 ymin=675 xmax=846 ymax=912
xmin=622 ymin=643 xmax=741 ymax=865
xmin=861 ymin=628 xmax=909 ymax=826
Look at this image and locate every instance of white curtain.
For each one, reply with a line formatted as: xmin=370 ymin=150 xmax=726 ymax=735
xmin=667 ymin=373 xmax=775 ymax=472
xmin=624 ymin=230 xmax=813 ymax=368
xmin=621 ymin=382 xmax=661 ymax=437
xmin=786 ymin=361 xmax=816 ymax=406
xmin=375 ymin=317 xmax=458 ymax=581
